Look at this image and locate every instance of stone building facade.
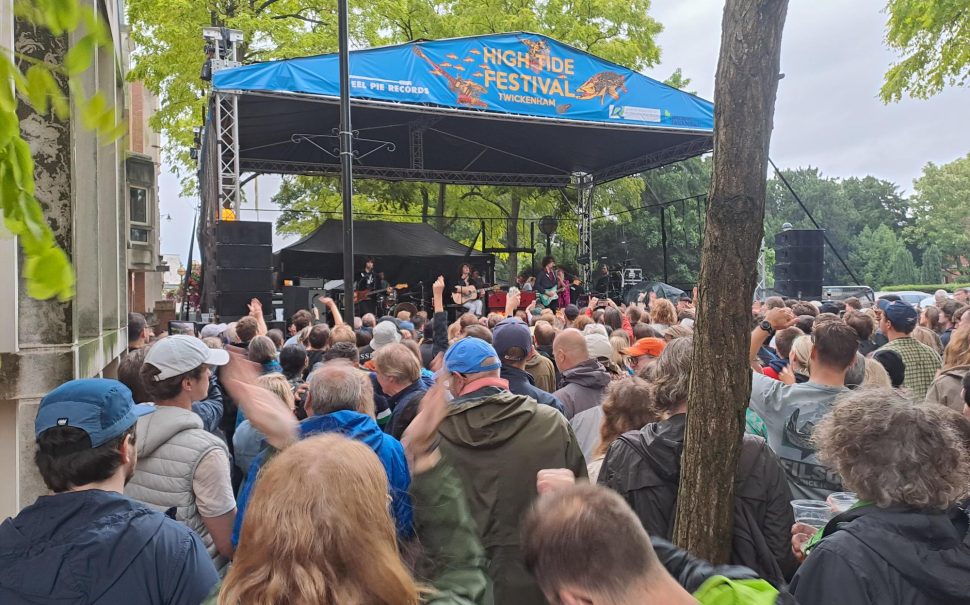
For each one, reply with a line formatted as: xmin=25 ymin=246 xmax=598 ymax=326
xmin=0 ymin=0 xmax=134 ymax=519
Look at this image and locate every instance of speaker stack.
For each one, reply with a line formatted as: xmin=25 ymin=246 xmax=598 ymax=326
xmin=773 ymin=229 xmax=824 ymax=299
xmin=214 ymin=221 xmax=273 ymax=320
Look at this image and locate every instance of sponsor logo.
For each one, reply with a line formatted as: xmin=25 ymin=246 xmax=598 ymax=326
xmin=608 ymin=105 xmax=661 ymax=122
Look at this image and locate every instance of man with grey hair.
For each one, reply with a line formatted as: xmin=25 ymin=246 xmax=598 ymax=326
xmin=231 ymin=360 xmax=412 ymax=547
xmin=437 ymin=336 xmax=586 ymax=605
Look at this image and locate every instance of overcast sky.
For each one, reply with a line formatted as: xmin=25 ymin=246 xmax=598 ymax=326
xmin=159 ymin=0 xmax=970 ymax=262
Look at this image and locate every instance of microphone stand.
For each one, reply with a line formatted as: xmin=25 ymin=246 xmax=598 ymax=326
xmin=419 ymin=281 xmax=426 ymax=312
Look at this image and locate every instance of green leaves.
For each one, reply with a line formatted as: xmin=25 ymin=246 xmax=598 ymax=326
xmin=881 ymin=0 xmax=970 ymax=102
xmin=0 ymin=0 xmax=125 ymax=302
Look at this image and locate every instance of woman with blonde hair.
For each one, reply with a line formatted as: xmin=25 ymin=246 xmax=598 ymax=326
xmin=213 ymin=382 xmax=488 ymax=605
xmin=926 ymin=322 xmax=970 ymax=412
xmin=862 ymin=357 xmax=892 ymax=388
xmin=587 ymin=377 xmax=660 ymax=482
xmin=649 ymin=298 xmax=677 ymax=327
xmin=785 ymin=334 xmax=814 ymax=383
xmin=609 ymin=332 xmax=630 ymax=367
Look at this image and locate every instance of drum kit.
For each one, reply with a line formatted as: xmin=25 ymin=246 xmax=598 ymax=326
xmin=378 ymin=286 xmax=421 ymax=317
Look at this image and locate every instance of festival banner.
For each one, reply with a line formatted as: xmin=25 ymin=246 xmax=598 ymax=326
xmin=214 ymin=32 xmax=714 ymax=132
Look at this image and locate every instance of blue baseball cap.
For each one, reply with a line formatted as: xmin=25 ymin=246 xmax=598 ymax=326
xmin=877 ymin=299 xmax=918 ymax=331
xmin=35 ymin=379 xmax=154 ymax=447
xmin=444 ymin=337 xmax=502 ymax=374
xmin=492 ymin=318 xmax=533 ymax=361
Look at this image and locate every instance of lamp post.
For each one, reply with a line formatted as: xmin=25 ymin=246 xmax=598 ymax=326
xmin=538 ymin=215 xmax=558 ymax=258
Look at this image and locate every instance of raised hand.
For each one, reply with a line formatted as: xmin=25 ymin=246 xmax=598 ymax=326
xmin=536 ymin=469 xmax=576 ymax=495
xmin=765 ymin=306 xmax=797 ymax=331
xmin=401 ymin=377 xmax=449 ymax=474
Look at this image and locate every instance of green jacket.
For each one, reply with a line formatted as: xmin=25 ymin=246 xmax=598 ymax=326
xmin=412 ymin=458 xmax=490 ymax=605
xmin=694 ymin=576 xmax=783 ymax=605
xmin=203 ymin=459 xmax=489 ymax=605
xmin=438 ymin=386 xmax=589 ymax=605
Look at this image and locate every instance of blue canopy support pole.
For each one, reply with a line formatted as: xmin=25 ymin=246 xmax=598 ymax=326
xmin=338 ymin=0 xmax=355 ymax=325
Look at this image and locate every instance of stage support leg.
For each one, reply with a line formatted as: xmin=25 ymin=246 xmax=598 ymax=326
xmin=756 ymin=237 xmax=767 ymax=299
xmin=338 ymin=0 xmax=355 ymax=324
xmin=215 ymin=92 xmax=241 ymax=215
xmin=573 ymin=172 xmax=594 ymax=288
xmin=660 ymin=206 xmax=669 ymax=284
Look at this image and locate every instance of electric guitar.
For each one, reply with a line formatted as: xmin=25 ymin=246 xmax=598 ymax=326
xmin=536 ymin=286 xmax=563 ymax=307
xmin=354 ymin=283 xmax=408 ymax=304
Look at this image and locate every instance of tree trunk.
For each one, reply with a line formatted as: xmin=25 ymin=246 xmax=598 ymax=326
xmin=421 ymin=186 xmax=430 ymax=224
xmin=672 ymin=0 xmax=789 ymax=564
xmin=507 ymin=192 xmax=521 ymax=281
xmin=434 ymin=183 xmax=447 ymax=233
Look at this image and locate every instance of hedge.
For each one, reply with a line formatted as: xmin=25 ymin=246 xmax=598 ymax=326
xmin=879 ymin=283 xmax=970 ymax=293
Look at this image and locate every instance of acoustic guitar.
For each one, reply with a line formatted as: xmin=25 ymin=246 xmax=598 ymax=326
xmin=354 ymin=283 xmax=408 ymax=304
xmin=452 ymin=284 xmax=499 ymax=305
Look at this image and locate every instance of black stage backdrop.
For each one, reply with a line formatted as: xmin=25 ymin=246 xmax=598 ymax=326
xmin=276 ymin=220 xmax=494 ymax=289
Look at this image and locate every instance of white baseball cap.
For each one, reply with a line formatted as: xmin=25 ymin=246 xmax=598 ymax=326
xmin=370 ymin=320 xmax=402 ymax=350
xmin=144 ymin=335 xmax=230 ymax=381
xmin=585 ymin=333 xmax=614 ymax=361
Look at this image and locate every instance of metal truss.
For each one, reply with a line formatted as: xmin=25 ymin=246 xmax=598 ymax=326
xmin=573 ymin=172 xmax=594 ymax=286
xmin=756 ymin=237 xmax=767 ymax=299
xmin=240 ymin=158 xmax=573 ymax=187
xmin=593 ymin=137 xmax=713 ymax=184
xmin=214 ymin=92 xmax=241 ymax=213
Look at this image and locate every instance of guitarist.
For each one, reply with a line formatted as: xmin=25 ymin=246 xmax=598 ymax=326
xmin=535 ymin=255 xmax=560 ymax=311
xmin=453 ymin=263 xmax=484 ymax=317
xmin=356 ymin=257 xmax=379 ymax=316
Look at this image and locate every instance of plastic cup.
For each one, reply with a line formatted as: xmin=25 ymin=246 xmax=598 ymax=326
xmin=827 ymin=492 xmax=858 ymax=514
xmin=791 ymin=499 xmax=832 ymax=530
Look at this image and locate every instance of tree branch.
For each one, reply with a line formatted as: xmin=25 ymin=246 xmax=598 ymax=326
xmin=271 ymin=12 xmax=327 ymax=25
xmin=254 ymin=0 xmax=284 ymax=14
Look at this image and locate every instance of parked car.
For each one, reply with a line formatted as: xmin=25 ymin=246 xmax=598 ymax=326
xmin=822 ymin=285 xmax=875 ymax=304
xmin=874 ymin=290 xmax=931 ymax=307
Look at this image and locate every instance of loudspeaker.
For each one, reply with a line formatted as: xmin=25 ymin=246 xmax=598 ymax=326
xmin=282 ymin=286 xmax=311 ymax=320
xmin=773 ymin=229 xmax=824 ymax=298
xmin=216 ymin=268 xmax=274 ymax=292
xmin=215 ymin=290 xmax=273 ymax=317
xmin=214 ymin=221 xmax=274 ymax=319
xmin=215 ymin=244 xmax=273 ymax=269
xmin=215 ymin=221 xmax=272 ymax=245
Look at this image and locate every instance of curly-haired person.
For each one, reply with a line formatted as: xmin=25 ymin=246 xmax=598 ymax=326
xmin=789 ymin=387 xmax=970 ymax=605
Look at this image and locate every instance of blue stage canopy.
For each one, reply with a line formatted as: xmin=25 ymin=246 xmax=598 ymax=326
xmin=210 ymin=32 xmax=714 ymax=186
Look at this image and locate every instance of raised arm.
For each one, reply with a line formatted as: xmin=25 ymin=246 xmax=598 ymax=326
xmin=750 ymin=307 xmax=796 ymax=364
xmin=248 ymin=298 xmax=268 ymax=336
xmin=318 ymin=296 xmax=343 ymax=326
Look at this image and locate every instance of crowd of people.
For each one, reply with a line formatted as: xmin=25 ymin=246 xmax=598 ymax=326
xmin=1 ymin=280 xmax=969 ymax=604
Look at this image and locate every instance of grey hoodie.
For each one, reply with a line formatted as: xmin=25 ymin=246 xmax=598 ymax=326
xmin=553 ymin=358 xmax=611 ymax=419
